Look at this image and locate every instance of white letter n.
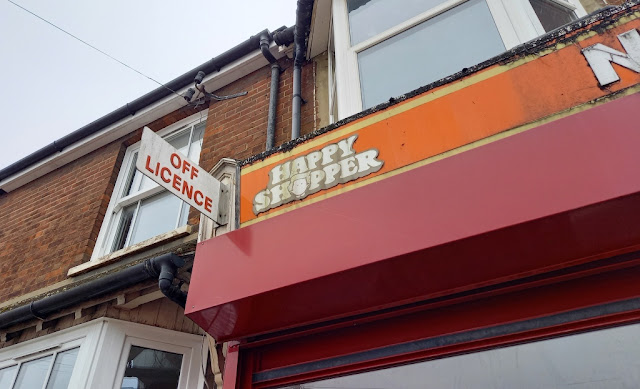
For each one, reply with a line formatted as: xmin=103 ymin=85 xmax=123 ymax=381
xmin=582 ymin=29 xmax=640 ymax=86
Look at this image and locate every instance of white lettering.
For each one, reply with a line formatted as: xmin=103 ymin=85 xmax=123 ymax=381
xmin=355 ymin=150 xmax=383 ymax=173
xmin=321 ymin=144 xmax=339 ymax=165
xmin=253 ymin=134 xmax=384 ymax=215
xmin=253 ymin=190 xmax=271 ymax=214
xmin=339 ymin=157 xmax=358 ymax=179
xmin=337 ymin=134 xmax=358 ymax=158
xmin=309 ymin=170 xmax=325 ymax=191
xmin=269 ymin=161 xmax=291 ymax=186
xmin=270 ymin=181 xmax=291 ymax=206
xmin=323 ymin=164 xmax=341 ymax=187
xmin=582 ymin=29 xmax=640 ymax=86
xmin=306 ymin=151 xmax=322 ymax=169
xmin=291 ymin=156 xmax=308 ymax=175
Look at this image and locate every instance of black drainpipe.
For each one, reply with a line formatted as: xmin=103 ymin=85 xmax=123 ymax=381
xmin=260 ymin=32 xmax=281 ymax=150
xmin=0 ymin=253 xmax=188 ymax=330
xmin=291 ymin=0 xmax=314 ymax=140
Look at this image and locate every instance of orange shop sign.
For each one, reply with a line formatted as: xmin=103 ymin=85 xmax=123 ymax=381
xmin=240 ymin=16 xmax=640 ymax=226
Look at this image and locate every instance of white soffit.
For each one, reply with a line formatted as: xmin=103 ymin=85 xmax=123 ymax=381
xmin=307 ymin=0 xmax=332 ymax=59
xmin=0 ymin=44 xmax=284 ymax=193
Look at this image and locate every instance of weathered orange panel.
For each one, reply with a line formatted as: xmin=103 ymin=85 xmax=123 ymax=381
xmin=240 ymin=15 xmax=640 ymax=225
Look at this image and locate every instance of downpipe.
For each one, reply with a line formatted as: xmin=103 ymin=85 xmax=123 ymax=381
xmin=260 ymin=32 xmax=281 ymax=150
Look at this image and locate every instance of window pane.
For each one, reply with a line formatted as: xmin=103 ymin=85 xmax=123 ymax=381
xmin=0 ymin=365 xmax=18 ymax=388
xmin=187 ymin=123 xmax=205 ymax=162
xmin=13 ymin=355 xmax=53 ymax=389
xmin=112 ymin=203 xmax=136 ymax=252
xmin=123 ymin=152 xmax=141 ymax=197
xmin=279 ymin=322 xmax=640 ymax=388
xmin=529 ymin=0 xmax=577 ymax=32
xmin=45 ymin=348 xmax=80 ymax=389
xmin=357 ymin=0 xmax=505 ymax=108
xmin=120 ymin=346 xmax=183 ymax=389
xmin=129 ymin=192 xmax=182 ymax=246
xmin=167 ymin=127 xmax=191 ymax=155
xmin=348 ymin=0 xmax=445 ymax=45
xmin=179 ymin=202 xmax=190 ymax=227
xmin=128 ymin=154 xmax=157 ymax=195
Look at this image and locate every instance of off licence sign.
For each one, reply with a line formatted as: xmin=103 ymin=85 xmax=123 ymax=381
xmin=136 ymin=127 xmax=228 ymax=225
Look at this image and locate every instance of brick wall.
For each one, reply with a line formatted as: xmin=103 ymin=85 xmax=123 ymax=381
xmin=0 ymin=58 xmax=318 ymax=302
xmin=0 ymin=142 xmax=124 ymax=300
xmin=199 ymin=58 xmax=317 ymax=172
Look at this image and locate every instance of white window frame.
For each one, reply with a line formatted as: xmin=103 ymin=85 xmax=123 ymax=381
xmin=91 ymin=113 xmax=208 ymax=260
xmin=0 ymin=319 xmax=205 ymax=389
xmin=91 ymin=320 xmax=204 ymax=389
xmin=0 ymin=320 xmax=104 ymax=389
xmin=331 ymin=0 xmax=586 ymax=119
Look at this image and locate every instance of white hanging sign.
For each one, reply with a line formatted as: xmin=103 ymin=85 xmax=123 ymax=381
xmin=136 ymin=127 xmax=228 ymax=224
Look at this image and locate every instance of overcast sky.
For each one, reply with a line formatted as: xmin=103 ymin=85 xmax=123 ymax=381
xmin=0 ymin=0 xmax=297 ymax=169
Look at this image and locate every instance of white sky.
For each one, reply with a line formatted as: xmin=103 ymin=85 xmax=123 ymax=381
xmin=0 ymin=0 xmax=297 ymax=169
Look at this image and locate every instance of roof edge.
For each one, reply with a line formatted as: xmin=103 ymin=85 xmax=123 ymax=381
xmin=0 ymin=26 xmax=296 ymax=184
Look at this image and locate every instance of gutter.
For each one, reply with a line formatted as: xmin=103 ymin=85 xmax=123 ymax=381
xmin=0 ymin=28 xmax=296 ymax=186
xmin=0 ymin=253 xmax=188 ymax=331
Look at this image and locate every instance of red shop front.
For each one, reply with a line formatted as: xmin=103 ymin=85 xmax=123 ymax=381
xmin=186 ymin=13 xmax=640 ymax=389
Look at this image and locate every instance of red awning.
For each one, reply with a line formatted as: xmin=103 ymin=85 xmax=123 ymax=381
xmin=186 ymin=93 xmax=640 ymax=342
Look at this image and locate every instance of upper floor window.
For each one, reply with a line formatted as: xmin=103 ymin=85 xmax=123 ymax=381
xmin=92 ymin=114 xmax=206 ymax=259
xmin=331 ymin=0 xmax=586 ymax=118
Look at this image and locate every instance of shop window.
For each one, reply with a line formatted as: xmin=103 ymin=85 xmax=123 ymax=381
xmin=277 ymin=321 xmax=640 ymax=388
xmin=92 ymin=114 xmax=206 ymax=259
xmin=330 ymin=0 xmax=586 ymax=118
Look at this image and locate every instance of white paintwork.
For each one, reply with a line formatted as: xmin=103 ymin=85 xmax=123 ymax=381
xmin=485 ymin=0 xmax=522 ymax=49
xmin=136 ymin=127 xmax=228 ymax=225
xmin=0 ymin=320 xmax=104 ymax=389
xmin=0 ymin=43 xmax=285 ymax=193
xmin=332 ymin=0 xmax=363 ymax=119
xmin=82 ymin=319 xmax=204 ymax=389
xmin=198 ymin=158 xmax=238 ymax=243
xmin=582 ymin=29 xmax=640 ymax=86
xmin=307 ymin=0 xmax=333 ymax=59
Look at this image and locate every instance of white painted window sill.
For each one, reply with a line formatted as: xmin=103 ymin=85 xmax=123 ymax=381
xmin=67 ymin=225 xmax=195 ymax=277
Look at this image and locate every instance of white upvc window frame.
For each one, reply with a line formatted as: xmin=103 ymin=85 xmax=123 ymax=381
xmin=0 ymin=340 xmax=83 ymax=389
xmin=0 ymin=319 xmax=206 ymax=389
xmin=89 ymin=320 xmax=204 ymax=389
xmin=91 ymin=113 xmax=208 ymax=260
xmin=0 ymin=320 xmax=104 ymax=389
xmin=331 ymin=0 xmax=586 ymax=120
